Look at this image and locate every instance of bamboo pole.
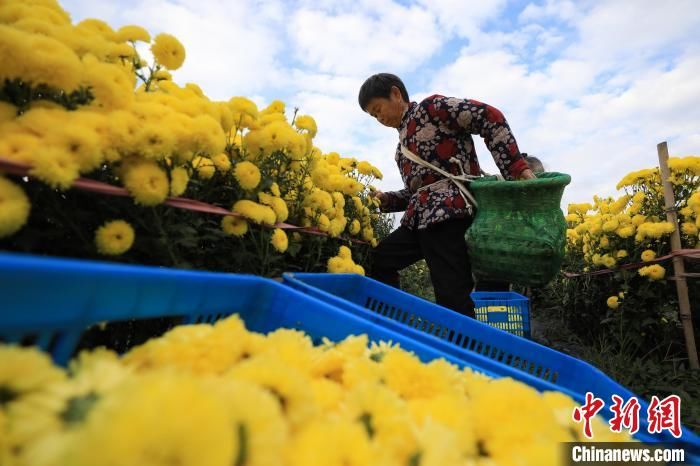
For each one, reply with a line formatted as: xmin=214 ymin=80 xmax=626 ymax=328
xmin=657 ymin=141 xmax=699 ymax=369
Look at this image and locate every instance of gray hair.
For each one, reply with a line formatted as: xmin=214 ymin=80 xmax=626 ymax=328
xmin=523 ymin=154 xmax=545 ymax=173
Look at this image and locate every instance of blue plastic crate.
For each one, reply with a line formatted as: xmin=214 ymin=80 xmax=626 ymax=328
xmin=472 ymin=291 xmax=531 ymax=338
xmin=282 ymin=272 xmax=700 ymax=452
xmin=1 ymin=253 xmax=698 ymax=455
xmin=0 ymin=252 xmax=503 ymax=373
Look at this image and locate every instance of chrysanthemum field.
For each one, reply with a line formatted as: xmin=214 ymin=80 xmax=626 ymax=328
xmin=0 ymin=1 xmax=698 ymax=465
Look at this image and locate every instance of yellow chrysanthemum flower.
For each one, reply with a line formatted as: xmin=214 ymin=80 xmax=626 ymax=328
xmin=348 ymin=219 xmax=361 ymax=235
xmin=192 ymin=156 xmax=215 ymax=180
xmin=270 ymin=182 xmax=281 ymax=197
xmin=261 ymin=100 xmax=285 ymax=115
xmin=681 ymin=222 xmax=698 ymax=236
xmin=221 ymin=216 xmax=248 ymax=237
xmin=229 ymin=356 xmax=317 ymax=431
xmin=29 ymin=146 xmax=81 ymax=190
xmin=122 ymin=160 xmax=169 ymax=206
xmin=641 ymin=249 xmax=656 ymax=262
xmin=616 ymin=250 xmax=628 ymax=258
xmin=169 ymin=166 xmax=190 ymax=196
xmin=95 ymin=220 xmax=135 ymax=255
xmin=64 ymin=372 xmax=234 ymax=466
xmin=270 ymin=228 xmax=288 ymax=253
xmin=212 ymin=153 xmax=231 ymax=172
xmin=234 ymin=161 xmax=261 ymax=190
xmin=0 ymin=345 xmax=66 ymax=410
xmin=639 ymin=264 xmax=666 ymax=281
xmin=606 ymin=296 xmax=619 ymax=310
xmin=233 ymin=200 xmax=276 ymax=226
xmin=204 ymin=378 xmax=288 ymax=466
xmin=151 ymin=33 xmax=186 ymax=70
xmin=0 ymin=176 xmax=31 ymax=238
xmin=116 ymin=25 xmax=151 ymax=43
xmin=294 ymin=115 xmax=317 ymax=138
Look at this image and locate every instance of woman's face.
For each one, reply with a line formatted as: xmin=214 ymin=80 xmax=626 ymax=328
xmin=365 ymin=86 xmax=406 ymax=129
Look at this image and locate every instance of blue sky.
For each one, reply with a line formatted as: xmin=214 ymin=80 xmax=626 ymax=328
xmin=63 ymin=0 xmax=700 ymax=212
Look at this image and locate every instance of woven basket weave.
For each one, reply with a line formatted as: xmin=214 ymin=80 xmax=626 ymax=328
xmin=465 ymin=172 xmax=571 ymax=287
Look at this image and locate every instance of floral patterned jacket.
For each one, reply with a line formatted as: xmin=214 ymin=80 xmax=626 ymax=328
xmin=382 ymin=95 xmax=529 ymax=230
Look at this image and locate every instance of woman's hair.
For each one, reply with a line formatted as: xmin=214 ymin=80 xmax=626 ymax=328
xmin=523 ymin=154 xmax=545 ymax=173
xmin=358 ymin=73 xmax=410 ymax=111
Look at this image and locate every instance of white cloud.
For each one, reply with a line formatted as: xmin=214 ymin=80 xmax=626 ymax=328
xmin=288 ymin=3 xmax=442 ymax=76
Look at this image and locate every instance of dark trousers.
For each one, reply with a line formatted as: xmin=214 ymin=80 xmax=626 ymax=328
xmin=369 ymin=218 xmax=475 ymax=318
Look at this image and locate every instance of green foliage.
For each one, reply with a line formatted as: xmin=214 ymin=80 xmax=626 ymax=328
xmin=1 ymin=78 xmax=94 ymax=112
xmin=399 ymin=260 xmax=435 ymax=302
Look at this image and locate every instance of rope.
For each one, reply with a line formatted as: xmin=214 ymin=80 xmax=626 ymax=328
xmin=561 ymin=249 xmax=700 ymax=278
xmin=399 ymin=145 xmax=480 ymax=208
xmin=0 ymin=157 xmax=369 ymax=244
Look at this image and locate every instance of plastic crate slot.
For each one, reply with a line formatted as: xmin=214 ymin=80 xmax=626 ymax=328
xmin=364 ymin=296 xmax=374 ymax=310
xmin=496 ymin=350 xmax=505 ymax=362
xmin=551 ymin=371 xmax=559 ymax=383
xmin=20 ymin=333 xmax=39 ymax=347
xmin=47 ymin=332 xmax=62 ymax=352
xmin=388 ymin=306 xmax=400 ymax=320
xmin=428 ymin=323 xmax=435 ymax=334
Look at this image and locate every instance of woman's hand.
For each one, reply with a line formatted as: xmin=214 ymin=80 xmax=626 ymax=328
xmin=369 ymin=189 xmax=388 ymax=207
xmin=518 ymin=168 xmax=537 ymax=180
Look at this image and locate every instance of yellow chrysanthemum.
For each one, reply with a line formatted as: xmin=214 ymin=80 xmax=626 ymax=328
xmin=0 ymin=345 xmax=66 ymax=409
xmin=269 ymin=182 xmax=281 ymax=197
xmin=349 ymin=219 xmax=361 ymax=235
xmin=294 ymin=115 xmax=317 ymax=138
xmin=261 ymin=100 xmax=285 ymax=115
xmin=204 ymin=378 xmax=288 ymax=466
xmin=287 ymin=418 xmax=372 ymax=466
xmin=192 ymin=156 xmax=215 ymax=180
xmin=233 ymin=200 xmax=276 ymax=226
xmin=212 ymin=153 xmax=231 ymax=172
xmin=169 ymin=166 xmax=190 ymax=196
xmin=639 ymin=264 xmax=666 ymax=281
xmin=95 ymin=220 xmax=135 ymax=256
xmin=229 ymin=356 xmax=317 ymax=431
xmin=151 ymin=33 xmax=186 ymax=70
xmin=64 ymin=373 xmax=234 ymax=466
xmin=606 ymin=296 xmax=619 ymax=310
xmin=228 ymin=96 xmax=258 ymax=129
xmin=681 ymin=222 xmax=698 ymax=236
xmin=122 ymin=160 xmax=169 ymax=206
xmin=115 ymin=25 xmax=150 ymax=43
xmin=29 ymin=146 xmax=80 ymax=190
xmin=234 ymin=161 xmax=261 ymax=190
xmin=258 ymin=192 xmax=289 ymax=223
xmin=270 ymin=228 xmax=288 ymax=253
xmin=0 ymin=176 xmax=31 ymax=238
xmin=616 ymin=250 xmax=628 ymax=258
xmin=221 ymin=216 xmax=248 ymax=237
xmin=640 ymin=249 xmax=656 ymax=262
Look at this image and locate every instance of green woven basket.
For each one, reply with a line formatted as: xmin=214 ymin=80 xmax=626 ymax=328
xmin=466 ymin=172 xmax=571 ymax=287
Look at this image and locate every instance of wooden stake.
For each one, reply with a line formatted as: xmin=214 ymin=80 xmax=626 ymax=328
xmin=657 ymin=141 xmax=699 ymax=369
